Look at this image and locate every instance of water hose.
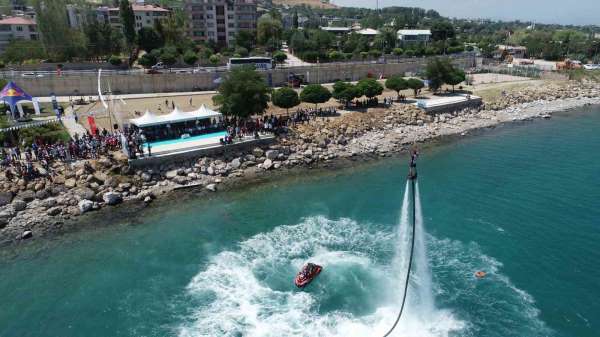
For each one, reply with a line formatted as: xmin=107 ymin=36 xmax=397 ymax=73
xmin=382 ymin=175 xmax=417 ymax=337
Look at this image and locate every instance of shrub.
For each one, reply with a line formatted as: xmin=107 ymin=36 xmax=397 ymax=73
xmin=392 ymin=48 xmax=404 ymax=56
xmin=235 ymin=47 xmax=249 ymax=57
xmin=369 ymin=49 xmax=382 ymax=58
xmin=183 ymin=50 xmax=199 ymax=65
xmin=273 ymin=51 xmax=287 ymax=63
xmin=109 ymin=55 xmax=122 ymax=66
xmin=209 ymin=54 xmax=220 ymax=65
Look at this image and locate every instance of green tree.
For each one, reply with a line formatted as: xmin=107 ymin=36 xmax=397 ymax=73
xmin=160 ymin=47 xmax=178 ymax=67
xmin=328 ymin=50 xmax=343 ymax=62
xmin=1 ymin=40 xmax=46 ymax=64
xmin=425 ymin=57 xmax=453 ymax=92
xmin=33 ymin=0 xmax=85 ymax=61
xmin=406 ymin=78 xmax=424 ymax=97
xmin=332 ymin=81 xmax=359 ymax=107
xmin=385 ymin=75 xmax=408 ymax=100
xmin=160 ymin=8 xmax=187 ymax=47
xmin=183 ymin=50 xmax=199 ymax=65
xmin=119 ymin=0 xmax=136 ymax=48
xmin=431 ymin=21 xmax=455 ymax=54
xmin=445 ymin=69 xmax=465 ymax=92
xmin=271 ymin=87 xmax=300 ymax=114
xmin=234 ymin=30 xmax=255 ymax=51
xmin=235 ymin=47 xmax=249 ymax=57
xmin=137 ymin=27 xmax=164 ymax=52
xmin=292 ymin=10 xmax=299 ymax=29
xmin=85 ymin=22 xmax=123 ymax=59
xmin=213 ymin=66 xmax=270 ymax=118
xmin=257 ymin=14 xmax=283 ymax=51
xmin=109 ymin=55 xmax=122 ymax=66
xmin=300 ymin=84 xmax=331 ymax=108
xmin=273 ymin=51 xmax=287 ymax=64
xmin=369 ymin=49 xmax=382 ymax=58
xmin=392 ymin=47 xmax=404 ymax=56
xmin=209 ymin=54 xmax=220 ymax=65
xmin=138 ymin=53 xmax=157 ymax=68
xmin=357 ymin=78 xmax=383 ymax=99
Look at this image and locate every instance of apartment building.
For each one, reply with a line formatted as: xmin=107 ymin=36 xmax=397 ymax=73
xmin=0 ymin=16 xmax=39 ymax=53
xmin=96 ymin=4 xmax=169 ymax=31
xmin=185 ymin=0 xmax=257 ymax=46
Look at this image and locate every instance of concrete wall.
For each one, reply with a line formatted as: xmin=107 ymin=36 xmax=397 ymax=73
xmin=13 ymin=56 xmax=476 ymax=97
xmin=128 ymin=136 xmax=275 ymax=168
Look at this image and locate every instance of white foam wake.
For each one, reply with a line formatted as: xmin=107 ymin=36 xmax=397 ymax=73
xmin=177 ymin=216 xmax=464 ymax=337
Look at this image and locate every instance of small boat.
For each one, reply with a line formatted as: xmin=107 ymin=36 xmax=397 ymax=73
xmin=294 ymin=263 xmax=323 ymax=288
xmin=475 ymin=271 xmax=486 ymax=279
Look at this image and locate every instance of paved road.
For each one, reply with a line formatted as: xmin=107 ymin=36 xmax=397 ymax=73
xmin=63 ymin=107 xmax=87 ymax=137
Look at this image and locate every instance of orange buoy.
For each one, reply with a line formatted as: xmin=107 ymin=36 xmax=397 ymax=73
xmin=475 ymin=271 xmax=486 ymax=279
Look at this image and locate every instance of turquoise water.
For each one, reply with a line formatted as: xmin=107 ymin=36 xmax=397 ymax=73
xmin=145 ymin=131 xmax=227 ymax=148
xmin=1 ymin=106 xmax=599 ymax=337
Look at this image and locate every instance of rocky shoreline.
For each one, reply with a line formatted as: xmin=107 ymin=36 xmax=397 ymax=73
xmin=1 ymin=80 xmax=599 ymax=246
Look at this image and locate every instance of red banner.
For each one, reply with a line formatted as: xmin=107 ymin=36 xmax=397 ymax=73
xmin=87 ymin=116 xmax=97 ymax=135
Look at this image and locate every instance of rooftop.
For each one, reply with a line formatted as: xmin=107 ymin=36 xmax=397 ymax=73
xmin=97 ymin=4 xmax=169 ymax=12
xmin=320 ymin=26 xmax=351 ymax=32
xmin=397 ymin=29 xmax=431 ymax=36
xmin=356 ymin=28 xmax=379 ymax=35
xmin=497 ymin=45 xmax=527 ymax=51
xmin=0 ymin=16 xmax=36 ymax=25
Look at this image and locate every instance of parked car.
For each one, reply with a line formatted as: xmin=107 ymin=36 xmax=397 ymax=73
xmin=21 ymin=72 xmax=43 ymax=78
xmin=151 ymin=62 xmax=166 ymax=70
xmin=583 ymin=64 xmax=600 ymax=70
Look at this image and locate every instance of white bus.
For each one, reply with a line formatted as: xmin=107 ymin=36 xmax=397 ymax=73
xmin=227 ymin=57 xmax=274 ymax=70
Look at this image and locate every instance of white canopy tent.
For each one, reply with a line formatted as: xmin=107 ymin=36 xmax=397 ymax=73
xmin=129 ymin=105 xmax=222 ymax=128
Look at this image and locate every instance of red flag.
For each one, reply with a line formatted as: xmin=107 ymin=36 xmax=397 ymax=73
xmin=87 ymin=116 xmax=98 ymax=135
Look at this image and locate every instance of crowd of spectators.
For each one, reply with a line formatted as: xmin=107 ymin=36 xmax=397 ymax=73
xmin=1 ymin=129 xmax=122 ymax=181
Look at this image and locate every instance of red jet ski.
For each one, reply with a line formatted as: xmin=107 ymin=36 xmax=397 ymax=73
xmin=294 ymin=263 xmax=322 ymax=288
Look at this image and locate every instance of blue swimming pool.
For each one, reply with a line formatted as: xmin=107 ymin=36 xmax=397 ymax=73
xmin=145 ymin=131 xmax=228 ymax=148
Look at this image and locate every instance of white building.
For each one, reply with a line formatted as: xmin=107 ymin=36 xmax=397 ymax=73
xmin=0 ymin=16 xmax=39 ymax=53
xmin=320 ymin=26 xmax=351 ymax=35
xmin=397 ymin=29 xmax=431 ymax=46
xmin=96 ymin=4 xmax=170 ymax=31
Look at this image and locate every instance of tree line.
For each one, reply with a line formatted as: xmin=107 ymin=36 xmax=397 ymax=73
xmin=213 ymin=66 xmax=434 ymax=119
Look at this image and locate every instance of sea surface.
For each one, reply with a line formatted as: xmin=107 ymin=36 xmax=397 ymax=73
xmin=1 ymin=105 xmax=599 ymax=337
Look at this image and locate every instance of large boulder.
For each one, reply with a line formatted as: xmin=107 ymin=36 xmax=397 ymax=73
xmin=78 ymin=199 xmax=94 ymax=213
xmin=17 ymin=190 xmax=35 ymax=202
xmin=35 ymin=189 xmax=49 ymax=200
xmin=46 ymin=206 xmax=62 ymax=216
xmin=141 ymin=172 xmax=152 ymax=182
xmin=263 ymin=159 xmax=273 ymax=170
xmin=265 ymin=150 xmax=279 ymax=160
xmin=252 ymin=147 xmax=264 ymax=157
xmin=165 ymin=169 xmax=179 ymax=179
xmin=12 ymin=199 xmax=27 ymax=212
xmin=230 ymin=158 xmax=242 ymax=169
xmin=73 ymin=187 xmax=95 ymax=201
xmin=173 ymin=176 xmax=188 ymax=185
xmin=102 ymin=192 xmax=122 ymax=206
xmin=0 ymin=210 xmax=13 ymax=228
xmin=64 ymin=178 xmax=77 ymax=188
xmin=0 ymin=191 xmax=13 ymax=207
xmin=40 ymin=198 xmax=58 ymax=208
